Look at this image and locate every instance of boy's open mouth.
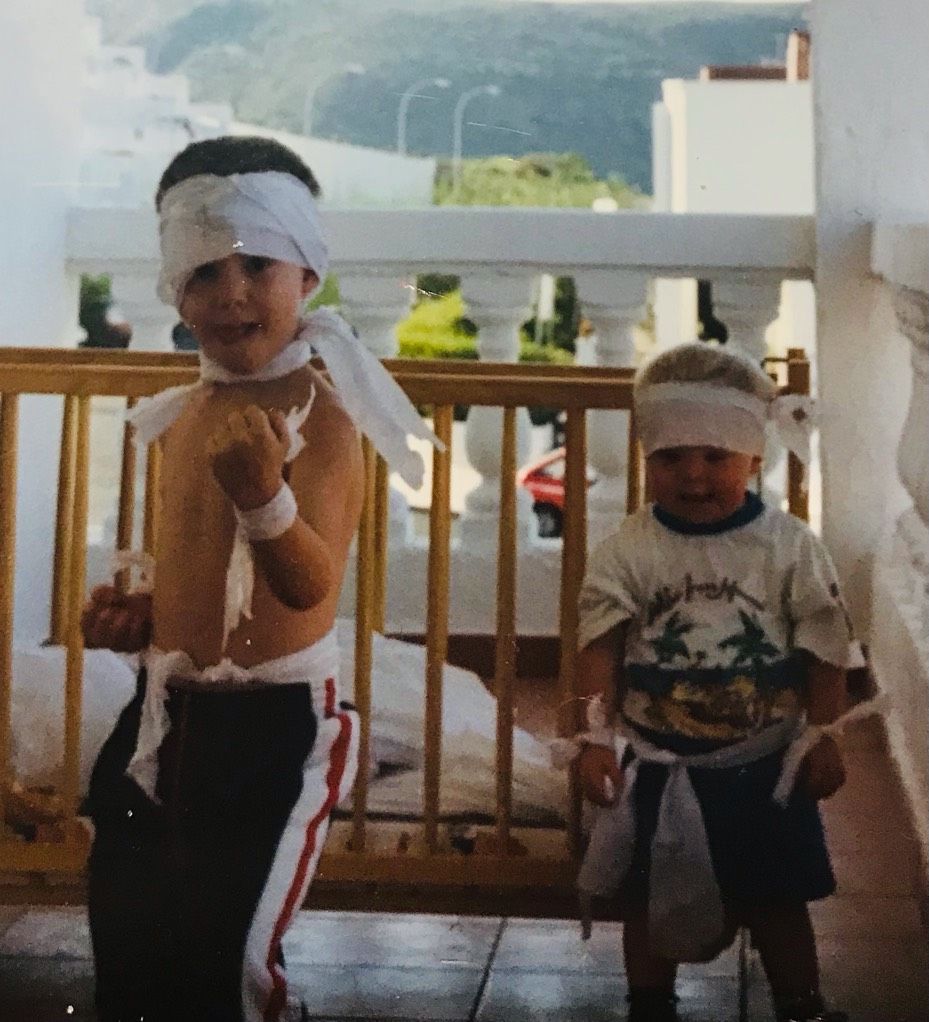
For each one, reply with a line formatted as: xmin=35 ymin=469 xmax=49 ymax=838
xmin=218 ymin=322 xmax=261 ymax=341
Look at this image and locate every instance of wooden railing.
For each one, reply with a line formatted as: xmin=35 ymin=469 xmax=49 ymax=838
xmin=0 ymin=348 xmax=810 ymax=911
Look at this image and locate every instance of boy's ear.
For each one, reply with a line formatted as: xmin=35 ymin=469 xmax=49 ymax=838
xmin=300 ymin=269 xmax=320 ymax=298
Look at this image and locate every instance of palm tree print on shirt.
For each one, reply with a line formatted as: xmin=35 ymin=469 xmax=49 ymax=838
xmin=718 ymin=609 xmax=780 ymax=671
xmin=649 ymin=611 xmax=695 ymax=665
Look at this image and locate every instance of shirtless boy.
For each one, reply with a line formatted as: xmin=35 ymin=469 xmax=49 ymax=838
xmin=81 ymin=135 xmax=436 ymax=1022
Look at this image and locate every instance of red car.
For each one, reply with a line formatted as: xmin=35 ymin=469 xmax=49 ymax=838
xmin=517 ymin=448 xmax=597 ymax=538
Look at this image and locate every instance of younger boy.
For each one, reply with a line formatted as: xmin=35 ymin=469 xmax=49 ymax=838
xmin=572 ymin=343 xmax=856 ymax=1022
xmin=81 ymin=136 xmax=437 ymax=1022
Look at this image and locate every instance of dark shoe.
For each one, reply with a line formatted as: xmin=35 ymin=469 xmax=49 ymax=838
xmin=778 ymin=1013 xmax=847 ymax=1022
xmin=775 ymin=994 xmax=848 ymax=1022
xmin=627 ymin=987 xmax=679 ymax=1022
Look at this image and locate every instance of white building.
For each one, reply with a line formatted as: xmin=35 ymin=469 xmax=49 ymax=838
xmin=77 ymin=17 xmax=436 ymax=211
xmin=651 ymin=35 xmax=815 ymax=359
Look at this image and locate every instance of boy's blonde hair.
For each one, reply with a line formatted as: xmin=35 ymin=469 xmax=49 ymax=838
xmin=634 ymin=342 xmax=777 ymax=403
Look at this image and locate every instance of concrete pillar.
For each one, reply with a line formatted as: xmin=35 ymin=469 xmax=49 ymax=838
xmin=0 ymin=1 xmax=86 ymax=642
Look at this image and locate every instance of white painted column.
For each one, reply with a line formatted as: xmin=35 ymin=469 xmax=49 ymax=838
xmin=891 ymin=283 xmax=929 ymax=630
xmin=110 ymin=270 xmax=176 ymax=352
xmin=459 ymin=274 xmax=536 ymax=547
xmin=713 ymin=276 xmax=783 ymax=361
xmin=894 ymin=287 xmax=929 ymax=535
xmin=576 ymin=270 xmax=647 ymax=546
xmin=338 ymin=275 xmax=413 ymax=358
xmin=337 ymin=273 xmax=415 ymax=538
xmin=0 ymin=1 xmax=85 ymax=642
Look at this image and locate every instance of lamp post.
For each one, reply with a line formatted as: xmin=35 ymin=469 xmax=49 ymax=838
xmin=396 ymin=76 xmax=450 ymax=156
xmin=302 ymin=63 xmax=366 ymax=136
xmin=452 ymin=84 xmax=500 ymax=200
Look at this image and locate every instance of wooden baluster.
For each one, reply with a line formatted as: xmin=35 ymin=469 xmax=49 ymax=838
xmin=494 ymin=405 xmax=518 ymax=853
xmin=787 ymin=347 xmax=811 ymax=522
xmin=49 ymin=395 xmax=77 ymax=645
xmin=351 ymin=439 xmax=377 ymax=852
xmin=0 ymin=394 xmax=20 ymax=832
xmin=63 ymin=396 xmax=92 ymax=824
xmin=114 ymin=397 xmax=138 ymax=591
xmin=142 ymin=441 xmax=162 ymax=555
xmin=626 ymin=405 xmax=642 ymax=515
xmin=559 ymin=408 xmax=588 ymax=856
xmin=424 ymin=404 xmax=453 ymax=853
xmin=372 ymin=455 xmax=390 ymax=635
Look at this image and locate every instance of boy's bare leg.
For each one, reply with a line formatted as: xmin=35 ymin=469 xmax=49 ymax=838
xmin=744 ymin=900 xmax=828 ymax=1017
xmin=622 ymin=910 xmax=679 ymax=1019
xmin=622 ymin=909 xmax=678 ymax=987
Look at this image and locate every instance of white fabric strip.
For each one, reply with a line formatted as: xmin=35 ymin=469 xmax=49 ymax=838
xmin=568 ymin=696 xmax=887 ymax=959
xmin=126 ymin=629 xmax=341 ymax=800
xmin=235 ymin=483 xmax=298 ymax=542
xmin=635 ymin=380 xmax=815 ymax=465
xmin=157 ymin=172 xmax=329 ymax=307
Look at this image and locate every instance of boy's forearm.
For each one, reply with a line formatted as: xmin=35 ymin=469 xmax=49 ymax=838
xmin=804 ymin=656 xmax=848 ymax=725
xmin=251 ymin=516 xmax=335 ymax=611
xmin=568 ymin=623 xmax=625 ymax=732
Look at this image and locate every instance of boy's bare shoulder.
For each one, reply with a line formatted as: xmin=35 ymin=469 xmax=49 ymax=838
xmin=301 ymin=365 xmax=361 ymax=454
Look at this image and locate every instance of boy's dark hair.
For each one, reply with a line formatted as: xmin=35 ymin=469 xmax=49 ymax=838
xmin=155 ymin=135 xmax=322 ymax=210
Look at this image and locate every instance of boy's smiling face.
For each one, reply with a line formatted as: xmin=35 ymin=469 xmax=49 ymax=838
xmin=179 ymin=254 xmax=318 ymax=375
xmin=647 ymin=445 xmax=761 ymax=524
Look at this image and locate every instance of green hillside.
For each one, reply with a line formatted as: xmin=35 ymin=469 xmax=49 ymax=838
xmin=89 ymin=0 xmax=807 ymax=191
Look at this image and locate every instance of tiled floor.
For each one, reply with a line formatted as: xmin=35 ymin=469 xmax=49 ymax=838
xmin=1 ymin=718 xmax=925 ymax=1021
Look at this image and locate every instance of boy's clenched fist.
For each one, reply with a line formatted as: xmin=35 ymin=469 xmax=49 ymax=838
xmin=206 ymin=404 xmax=290 ymax=510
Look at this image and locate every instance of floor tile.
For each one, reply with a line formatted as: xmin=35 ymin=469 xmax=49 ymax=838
xmin=0 ymin=957 xmax=95 ymax=1014
xmin=832 ymin=851 xmax=921 ymax=896
xmin=809 ymin=894 xmax=926 ymax=940
xmin=476 ymin=971 xmax=737 ymax=1022
xmin=290 ymin=962 xmax=483 ymax=1020
xmin=491 ymin=916 xmax=624 ymax=974
xmin=283 ymin=910 xmax=500 ymax=970
xmin=0 ymin=907 xmax=25 ymax=941
xmin=0 ymin=907 xmax=90 ymax=959
xmin=476 ymin=969 xmax=628 ymax=1022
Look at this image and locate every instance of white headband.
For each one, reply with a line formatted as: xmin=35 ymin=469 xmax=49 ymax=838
xmin=636 ymin=381 xmax=815 ymax=465
xmin=157 ymin=171 xmax=328 ymax=307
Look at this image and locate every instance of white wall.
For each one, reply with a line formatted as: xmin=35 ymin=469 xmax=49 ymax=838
xmin=812 ymin=0 xmax=928 ymax=621
xmin=0 ymin=1 xmax=86 ymax=642
xmin=812 ymin=0 xmax=929 ymax=864
xmin=661 ymin=79 xmax=813 ymax=215
xmin=652 ymin=77 xmax=815 ymax=352
xmin=229 ymin=123 xmax=437 ymax=208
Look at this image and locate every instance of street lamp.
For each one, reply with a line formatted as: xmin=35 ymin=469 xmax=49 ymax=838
xmin=396 ymin=76 xmax=451 ymax=156
xmin=452 ymin=84 xmax=501 ymax=200
xmin=302 ymin=63 xmax=366 ymax=136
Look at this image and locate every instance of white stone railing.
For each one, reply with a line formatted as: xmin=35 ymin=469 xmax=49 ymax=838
xmin=67 ymin=206 xmax=814 ymax=632
xmin=869 ymin=221 xmax=929 ymax=860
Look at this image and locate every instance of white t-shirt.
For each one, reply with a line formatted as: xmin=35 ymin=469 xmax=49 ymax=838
xmin=578 ymin=499 xmax=859 ymax=744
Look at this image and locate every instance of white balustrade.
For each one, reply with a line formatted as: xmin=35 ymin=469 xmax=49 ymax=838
xmin=338 ymin=272 xmax=417 ymax=538
xmin=458 ymin=274 xmax=537 ymax=547
xmin=713 ymin=276 xmax=783 ymax=362
xmin=576 ymin=271 xmax=648 ymax=545
xmin=338 ymin=274 xmax=413 ymax=358
xmin=109 ymin=271 xmax=176 ymax=352
xmin=63 ymin=206 xmax=812 ymax=635
xmin=893 ymin=285 xmax=929 ymax=538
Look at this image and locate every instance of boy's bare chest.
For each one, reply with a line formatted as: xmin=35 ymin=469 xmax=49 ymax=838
xmin=159 ymin=376 xmax=316 ymax=509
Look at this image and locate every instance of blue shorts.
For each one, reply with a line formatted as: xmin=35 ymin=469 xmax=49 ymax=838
xmin=618 ymin=744 xmax=836 ymax=910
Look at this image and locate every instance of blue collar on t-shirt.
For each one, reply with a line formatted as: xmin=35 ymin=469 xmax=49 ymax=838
xmin=652 ymin=490 xmax=765 ymax=536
